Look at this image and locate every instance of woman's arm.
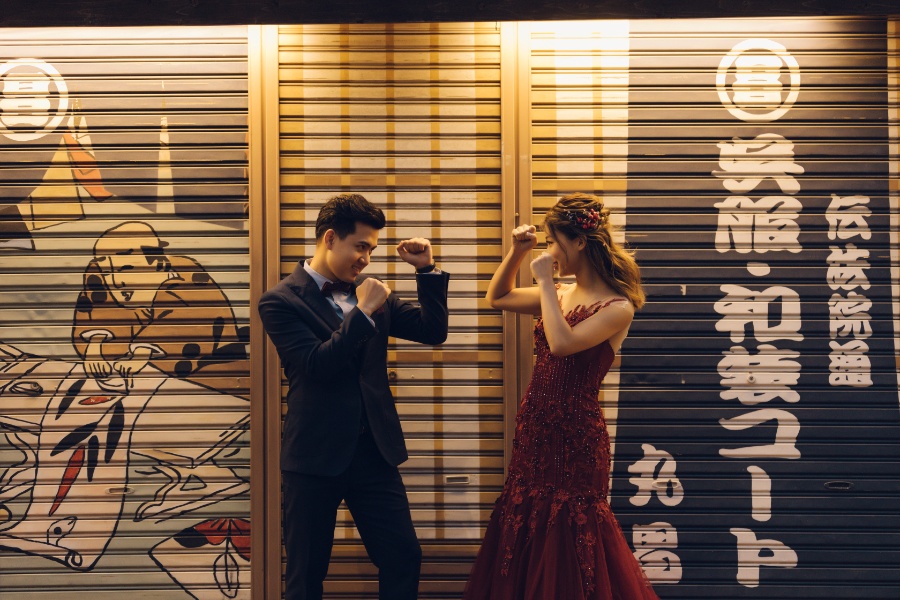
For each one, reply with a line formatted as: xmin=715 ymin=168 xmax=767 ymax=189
xmin=486 ymin=224 xmax=542 ymax=315
xmin=532 ymin=253 xmax=634 ymax=357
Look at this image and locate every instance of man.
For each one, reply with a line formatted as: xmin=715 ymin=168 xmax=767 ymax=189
xmin=258 ymin=194 xmax=449 ymax=600
xmin=73 ymin=221 xmax=247 ymax=388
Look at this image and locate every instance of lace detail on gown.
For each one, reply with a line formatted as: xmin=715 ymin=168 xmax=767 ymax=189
xmin=463 ymin=297 xmax=659 ymax=600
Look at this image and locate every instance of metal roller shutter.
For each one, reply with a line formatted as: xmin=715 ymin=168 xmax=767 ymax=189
xmin=603 ymin=17 xmax=900 ymax=599
xmin=275 ymin=22 xmax=503 ymax=599
xmin=513 ymin=16 xmax=900 ymax=599
xmin=4 ymin=14 xmax=896 ymax=600
xmin=0 ymin=26 xmax=251 ymax=599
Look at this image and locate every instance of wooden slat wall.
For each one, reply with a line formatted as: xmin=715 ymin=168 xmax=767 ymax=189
xmin=276 ymin=22 xmax=503 ymax=598
xmin=0 ymin=27 xmax=251 ymax=599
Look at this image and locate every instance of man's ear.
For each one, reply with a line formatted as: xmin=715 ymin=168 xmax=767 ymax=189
xmin=323 ymin=229 xmax=335 ymax=248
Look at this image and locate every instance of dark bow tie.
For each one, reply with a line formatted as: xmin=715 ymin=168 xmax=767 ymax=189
xmin=321 ymin=280 xmax=354 ymax=296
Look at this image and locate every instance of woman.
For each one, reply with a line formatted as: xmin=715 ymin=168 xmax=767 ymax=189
xmin=463 ymin=193 xmax=659 ymax=600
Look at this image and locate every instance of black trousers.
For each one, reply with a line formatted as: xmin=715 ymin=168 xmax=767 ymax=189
xmin=281 ymin=429 xmax=422 ymax=600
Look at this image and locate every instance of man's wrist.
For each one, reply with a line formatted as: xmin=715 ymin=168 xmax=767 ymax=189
xmin=415 ymin=262 xmax=437 ymax=274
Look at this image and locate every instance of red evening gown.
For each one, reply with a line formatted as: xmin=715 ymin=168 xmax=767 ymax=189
xmin=463 ymin=297 xmax=659 ymax=600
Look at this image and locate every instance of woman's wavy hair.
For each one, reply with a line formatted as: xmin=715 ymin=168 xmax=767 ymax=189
xmin=542 ymin=192 xmax=645 ymax=310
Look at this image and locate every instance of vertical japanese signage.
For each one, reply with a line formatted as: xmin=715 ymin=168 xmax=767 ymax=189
xmin=612 ymin=19 xmax=900 ymax=598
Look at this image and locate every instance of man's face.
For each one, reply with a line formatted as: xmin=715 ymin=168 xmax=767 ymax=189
xmin=323 ymin=223 xmax=379 ymax=283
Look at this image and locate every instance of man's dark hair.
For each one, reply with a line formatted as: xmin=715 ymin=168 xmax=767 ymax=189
xmin=315 ymin=194 xmax=386 ymax=241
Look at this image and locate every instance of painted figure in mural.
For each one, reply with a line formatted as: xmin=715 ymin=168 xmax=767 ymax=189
xmin=463 ymin=193 xmax=659 ymax=599
xmin=72 ymin=220 xmax=247 ymax=389
xmin=0 ymin=224 xmax=252 ymax=588
xmin=258 ymin=194 xmax=450 ymax=600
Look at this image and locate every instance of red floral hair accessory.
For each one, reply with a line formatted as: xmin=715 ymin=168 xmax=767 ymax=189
xmin=566 ymin=208 xmax=603 ymax=230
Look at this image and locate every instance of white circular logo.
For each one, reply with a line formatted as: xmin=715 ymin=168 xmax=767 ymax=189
xmin=0 ymin=58 xmax=69 ymax=141
xmin=716 ymin=39 xmax=799 ymax=123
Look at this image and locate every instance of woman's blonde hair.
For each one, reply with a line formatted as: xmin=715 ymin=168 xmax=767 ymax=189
xmin=542 ymin=192 xmax=645 ymax=310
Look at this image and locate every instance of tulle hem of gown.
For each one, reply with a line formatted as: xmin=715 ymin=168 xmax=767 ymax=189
xmin=463 ymin=492 xmax=660 ymax=600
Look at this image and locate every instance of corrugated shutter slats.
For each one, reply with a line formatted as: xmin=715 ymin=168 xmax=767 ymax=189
xmin=0 ymin=26 xmax=250 ymax=599
xmin=277 ymin=23 xmax=503 ymax=598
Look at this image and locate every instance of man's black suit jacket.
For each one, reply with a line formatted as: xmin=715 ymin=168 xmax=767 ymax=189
xmin=258 ymin=261 xmax=450 ymax=476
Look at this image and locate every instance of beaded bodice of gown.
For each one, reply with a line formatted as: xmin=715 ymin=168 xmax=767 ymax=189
xmin=490 ymin=297 xmax=627 ymax=590
xmin=506 ymin=297 xmax=622 ymax=500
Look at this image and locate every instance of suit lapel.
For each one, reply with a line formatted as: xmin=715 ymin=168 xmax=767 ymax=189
xmin=285 ymin=261 xmax=344 ymax=331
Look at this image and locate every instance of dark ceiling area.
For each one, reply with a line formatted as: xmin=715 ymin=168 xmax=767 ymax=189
xmin=1 ymin=0 xmax=897 ymax=27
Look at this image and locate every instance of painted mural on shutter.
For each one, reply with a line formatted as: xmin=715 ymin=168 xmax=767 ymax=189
xmin=606 ymin=17 xmax=900 ymax=599
xmin=0 ymin=27 xmax=251 ymax=599
xmin=277 ymin=23 xmax=503 ymax=598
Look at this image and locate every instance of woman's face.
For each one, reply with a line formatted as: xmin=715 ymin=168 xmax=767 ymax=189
xmin=545 ymin=229 xmax=582 ymax=277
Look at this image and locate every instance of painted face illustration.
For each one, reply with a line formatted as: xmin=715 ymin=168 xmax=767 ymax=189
xmin=92 ymin=222 xmax=172 ymax=308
